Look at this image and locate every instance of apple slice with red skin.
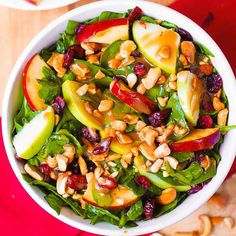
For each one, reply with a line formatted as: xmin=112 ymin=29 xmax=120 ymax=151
xmin=110 ymin=80 xmax=156 ymax=114
xmin=25 ymin=0 xmax=40 ymax=5
xmin=23 ymin=54 xmax=49 ymax=111
xmin=170 ymin=128 xmax=220 ymax=152
xmin=76 ymin=18 xmax=129 ymax=44
xmin=83 ymin=175 xmax=139 ymax=210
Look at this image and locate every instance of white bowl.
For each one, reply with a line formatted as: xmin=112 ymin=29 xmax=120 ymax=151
xmin=2 ymin=1 xmax=236 ymax=235
xmin=0 ymin=0 xmax=79 ymax=11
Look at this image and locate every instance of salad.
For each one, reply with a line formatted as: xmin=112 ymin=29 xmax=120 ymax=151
xmin=12 ymin=6 xmax=236 ymax=228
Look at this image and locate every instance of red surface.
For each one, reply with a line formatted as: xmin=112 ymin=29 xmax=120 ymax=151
xmin=1 ymin=0 xmax=236 ymax=235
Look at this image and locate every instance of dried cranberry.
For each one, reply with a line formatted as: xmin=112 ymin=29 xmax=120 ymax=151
xmin=67 ymin=174 xmax=87 ymax=190
xmin=148 ymin=108 xmax=172 ymax=127
xmin=131 ymin=50 xmax=142 ymax=58
xmin=68 ymin=159 xmax=80 ymax=174
xmin=206 ymin=73 xmax=223 ymax=93
xmin=201 ymin=93 xmax=214 ymax=113
xmin=134 ymin=62 xmax=147 ymax=76
xmin=97 ymin=177 xmax=117 ymax=191
xmin=39 ymin=163 xmax=51 ymax=176
xmin=188 ymin=184 xmax=203 ymax=194
xmin=63 ymin=44 xmax=85 ymax=68
xmin=92 ymin=137 xmax=113 ymax=155
xmin=82 ymin=127 xmax=101 ymax=143
xmin=144 ymin=197 xmax=156 ymax=219
xmin=52 ymin=96 xmax=65 ymax=114
xmin=39 ymin=163 xmax=52 ymax=181
xmin=198 ymin=115 xmax=213 ymax=128
xmin=178 ymin=27 xmax=193 ymax=41
xmin=128 ymin=6 xmax=143 ymax=23
xmin=86 ymin=160 xmax=96 ymax=172
xmin=135 ymin=175 xmax=151 ymax=189
xmin=75 ymin=23 xmax=86 ymax=35
xmin=15 ymin=154 xmax=25 ymax=163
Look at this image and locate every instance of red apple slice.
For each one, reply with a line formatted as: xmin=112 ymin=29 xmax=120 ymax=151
xmin=110 ymin=80 xmax=156 ymax=114
xmin=25 ymin=0 xmax=40 ymax=5
xmin=83 ymin=175 xmax=139 ymax=210
xmin=76 ymin=18 xmax=129 ymax=44
xmin=170 ymin=128 xmax=220 ymax=152
xmin=23 ymin=54 xmax=49 ymax=111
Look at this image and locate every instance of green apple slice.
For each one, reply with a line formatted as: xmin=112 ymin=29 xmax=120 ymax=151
xmin=132 ymin=20 xmax=180 ymax=74
xmin=62 ymin=80 xmax=103 ymax=130
xmin=13 ymin=106 xmax=54 ymax=159
xmin=177 ymin=71 xmax=202 ymax=126
xmin=134 ymin=155 xmax=191 ymax=191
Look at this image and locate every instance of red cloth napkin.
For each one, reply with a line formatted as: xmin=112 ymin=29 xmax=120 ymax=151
xmin=1 ymin=0 xmax=236 ymax=235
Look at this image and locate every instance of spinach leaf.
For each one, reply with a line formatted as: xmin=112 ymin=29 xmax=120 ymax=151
xmin=171 ymin=152 xmax=194 ymax=163
xmin=221 ymin=88 xmax=228 ymax=106
xmin=192 ymin=160 xmax=217 ymax=185
xmin=166 ymin=162 xmax=203 ymax=185
xmin=80 ymin=94 xmax=100 ymax=107
xmin=38 ymin=66 xmax=61 ymax=105
xmin=23 ymin=174 xmax=84 ymax=216
xmin=110 ymin=64 xmax=134 ymax=77
xmin=200 ymin=109 xmax=219 ymax=117
xmin=206 ymin=149 xmax=221 ymax=164
xmin=13 ymin=98 xmax=40 ymax=133
xmin=57 ymin=129 xmax=83 ymax=155
xmin=62 ymin=71 xmax=76 ymax=83
xmin=167 ymin=93 xmax=189 ymax=139
xmin=145 ymin=85 xmax=170 ymax=103
xmin=100 ymin=40 xmax=123 ymax=68
xmin=84 ymin=11 xmax=127 ymax=24
xmin=125 ymin=124 xmax=136 ymax=133
xmin=160 ymin=21 xmax=178 ymax=31
xmin=40 ymin=44 xmax=57 ymax=62
xmin=56 ymin=107 xmax=83 ymax=135
xmin=127 ymin=200 xmax=143 ymax=221
xmin=65 ymin=20 xmax=79 ymax=34
xmin=194 ymin=41 xmax=214 ymax=57
xmin=156 ymin=193 xmax=187 ymax=217
xmin=85 ymin=204 xmax=120 ymax=222
xmin=45 ymin=193 xmax=66 ymax=214
xmin=147 ymin=184 xmax=162 ymax=196
xmin=140 ymin=16 xmax=157 ymax=24
xmin=73 ymin=59 xmax=113 ymax=86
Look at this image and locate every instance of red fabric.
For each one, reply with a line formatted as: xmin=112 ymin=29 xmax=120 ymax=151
xmin=1 ymin=0 xmax=236 ymax=235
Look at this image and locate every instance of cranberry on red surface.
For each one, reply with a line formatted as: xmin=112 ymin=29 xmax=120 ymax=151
xmin=92 ymin=137 xmax=113 ymax=155
xmin=148 ymin=108 xmax=172 ymax=127
xmin=144 ymin=197 xmax=156 ymax=219
xmin=97 ymin=177 xmax=117 ymax=191
xmin=198 ymin=115 xmax=213 ymax=128
xmin=67 ymin=174 xmax=87 ymax=190
xmin=206 ymin=73 xmax=223 ymax=94
xmin=52 ymin=96 xmax=65 ymax=114
xmin=134 ymin=62 xmax=147 ymax=76
xmin=135 ymin=175 xmax=151 ymax=189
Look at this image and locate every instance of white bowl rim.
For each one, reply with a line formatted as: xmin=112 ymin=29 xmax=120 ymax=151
xmin=0 ymin=0 xmax=79 ymax=11
xmin=2 ymin=1 xmax=236 ymax=235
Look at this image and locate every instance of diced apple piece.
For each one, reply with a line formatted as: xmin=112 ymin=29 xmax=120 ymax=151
xmin=83 ymin=175 xmax=139 ymax=209
xmin=76 ymin=18 xmax=129 ymax=44
xmin=177 ymin=71 xmax=202 ymax=126
xmin=23 ymin=54 xmax=49 ymax=111
xmin=170 ymin=128 xmax=220 ymax=152
xmin=134 ymin=155 xmax=191 ymax=191
xmin=62 ymin=80 xmax=103 ymax=130
xmin=132 ymin=20 xmax=180 ymax=74
xmin=13 ymin=106 xmax=54 ymax=159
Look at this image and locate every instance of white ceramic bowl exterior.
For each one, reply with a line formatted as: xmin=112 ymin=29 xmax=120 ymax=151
xmin=0 ymin=0 xmax=79 ymax=11
xmin=2 ymin=1 xmax=236 ymax=235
